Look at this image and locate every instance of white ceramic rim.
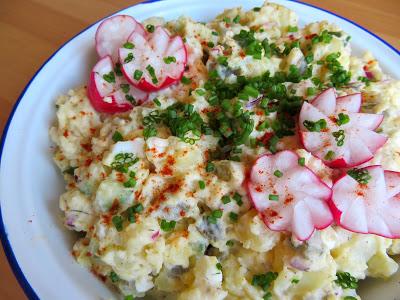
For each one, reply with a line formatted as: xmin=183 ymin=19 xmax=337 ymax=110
xmin=0 ymin=0 xmax=399 ymax=299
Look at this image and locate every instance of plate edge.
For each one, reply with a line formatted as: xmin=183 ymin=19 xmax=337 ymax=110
xmin=0 ymin=0 xmax=398 ymax=299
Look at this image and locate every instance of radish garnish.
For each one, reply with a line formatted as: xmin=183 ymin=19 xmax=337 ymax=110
xmin=88 ymin=56 xmax=148 ymax=113
xmin=331 ymin=166 xmax=400 ymax=238
xmin=247 ymin=150 xmax=333 ymax=241
xmin=299 ymin=88 xmax=387 ymax=168
xmin=95 ymin=15 xmax=145 ymax=61
xmin=119 ymin=26 xmax=187 ymax=92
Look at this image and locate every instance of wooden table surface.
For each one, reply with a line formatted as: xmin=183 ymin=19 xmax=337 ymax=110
xmin=0 ymin=0 xmax=399 ymax=298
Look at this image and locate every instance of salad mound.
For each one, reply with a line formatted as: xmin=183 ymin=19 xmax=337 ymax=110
xmin=50 ymin=1 xmax=400 ymax=299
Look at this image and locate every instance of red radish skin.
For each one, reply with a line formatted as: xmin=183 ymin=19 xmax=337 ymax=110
xmin=331 ymin=166 xmax=400 ymax=239
xmin=247 ymin=150 xmax=333 ymax=241
xmin=299 ymin=88 xmax=387 ymax=168
xmin=95 ymin=15 xmax=145 ymax=61
xmin=119 ymin=26 xmax=187 ymax=92
xmin=88 ymin=56 xmax=148 ymax=113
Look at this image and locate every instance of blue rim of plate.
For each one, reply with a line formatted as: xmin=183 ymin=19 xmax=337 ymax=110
xmin=0 ymin=0 xmax=398 ymax=299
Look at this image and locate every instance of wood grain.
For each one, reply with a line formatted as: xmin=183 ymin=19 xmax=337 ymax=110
xmin=0 ymin=1 xmax=399 ymax=299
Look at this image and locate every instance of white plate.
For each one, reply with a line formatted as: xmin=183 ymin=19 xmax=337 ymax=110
xmin=1 ymin=0 xmax=399 ymax=299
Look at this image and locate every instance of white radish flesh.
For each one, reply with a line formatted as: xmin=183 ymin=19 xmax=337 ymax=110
xmin=119 ymin=26 xmax=187 ymax=92
xmin=247 ymin=150 xmax=333 ymax=241
xmin=331 ymin=166 xmax=400 ymax=238
xmin=299 ymin=89 xmax=387 ymax=168
xmin=88 ymin=56 xmax=148 ymax=113
xmin=95 ymin=15 xmax=145 ymax=61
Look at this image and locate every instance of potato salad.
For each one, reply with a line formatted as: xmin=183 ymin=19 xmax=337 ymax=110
xmin=50 ymin=1 xmax=400 ymax=299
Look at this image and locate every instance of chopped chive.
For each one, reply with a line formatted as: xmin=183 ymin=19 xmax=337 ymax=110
xmin=337 ymin=113 xmax=350 ymax=126
xmin=206 ymin=162 xmax=215 ymax=172
xmin=226 ymin=240 xmax=234 ymax=247
xmin=120 ymin=83 xmax=130 ymax=93
xmin=268 ymin=194 xmax=279 ymax=201
xmin=212 ymin=31 xmax=219 ymax=36
xmin=123 ymin=177 xmax=136 ymax=188
xmin=291 ymin=278 xmax=300 ymax=284
xmin=112 ymin=131 xmax=123 ymax=142
xmin=223 ymin=17 xmax=230 ymax=23
xmin=196 ymin=88 xmax=206 ymax=96
xmin=303 ymin=119 xmax=327 ymax=132
xmin=306 ymin=87 xmax=316 ymax=96
xmin=298 ymin=157 xmax=305 ymax=166
xmin=332 ymin=129 xmax=345 ymax=146
xmin=153 ymin=98 xmax=161 ymax=106
xmin=233 ymin=192 xmax=243 ymax=206
xmin=181 ymin=76 xmax=191 ymax=85
xmin=163 ymin=56 xmax=176 ymax=64
xmin=229 ymin=212 xmax=238 ymax=222
xmin=217 ymin=56 xmax=228 ymax=66
xmin=287 ymin=25 xmax=298 ymax=32
xmin=124 ymin=52 xmax=134 ymax=63
xmin=198 ymin=180 xmax=206 ymax=189
xmin=233 ymin=15 xmax=241 ymax=24
xmin=109 ymin=271 xmax=120 ymax=283
xmin=125 ymin=94 xmax=136 ymax=105
xmin=305 ymin=53 xmax=314 ymax=64
xmin=134 ymin=69 xmax=143 ymax=81
xmin=102 ymin=71 xmax=115 ymax=83
xmin=146 ymin=65 xmax=158 ymax=84
xmin=112 ymin=215 xmax=123 ymax=232
xmin=146 ymin=24 xmax=155 ymax=32
xmin=253 ymin=7 xmax=261 ymax=11
xmin=221 ymin=195 xmax=231 ymax=204
xmin=123 ymin=42 xmax=134 ymax=49
xmin=124 ymin=295 xmax=134 ymax=300
xmin=324 ymin=150 xmax=335 ymax=161
xmin=347 ymin=168 xmax=371 ymax=184
xmin=160 ymin=219 xmax=176 ymax=232
xmin=273 ymin=170 xmax=283 ymax=178
xmin=216 ymin=263 xmax=222 ymax=270
xmin=257 ymin=120 xmax=269 ymax=131
xmin=207 ymin=41 xmax=215 ymax=48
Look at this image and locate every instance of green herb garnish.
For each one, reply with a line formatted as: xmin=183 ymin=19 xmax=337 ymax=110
xmin=335 ymin=272 xmax=358 ymax=289
xmin=163 ymin=56 xmax=176 ymax=64
xmin=112 ymin=131 xmax=123 ymax=142
xmin=146 ymin=24 xmax=155 ymax=33
xmin=102 ymin=71 xmax=115 ymax=83
xmin=109 ymin=271 xmax=120 ymax=283
xmin=332 ymin=129 xmax=345 ymax=146
xmin=146 ymin=65 xmax=158 ymax=84
xmin=337 ymin=113 xmax=350 ymax=126
xmin=123 ymin=42 xmax=134 ymax=49
xmin=229 ymin=212 xmax=238 ymax=222
xmin=303 ymin=119 xmax=327 ymax=132
xmin=269 ymin=194 xmax=279 ymax=201
xmin=134 ymin=69 xmax=143 ymax=81
xmin=160 ymin=219 xmax=176 ymax=232
xmin=347 ymin=168 xmax=371 ymax=184
xmin=112 ymin=216 xmax=123 ymax=232
xmin=124 ymin=53 xmax=134 ymax=63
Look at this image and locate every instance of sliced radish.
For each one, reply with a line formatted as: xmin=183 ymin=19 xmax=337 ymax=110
xmin=119 ymin=26 xmax=187 ymax=92
xmin=247 ymin=150 xmax=333 ymax=241
xmin=299 ymin=88 xmax=387 ymax=168
xmin=95 ymin=15 xmax=145 ymax=61
xmin=331 ymin=166 xmax=400 ymax=238
xmin=88 ymin=56 xmax=148 ymax=113
xmin=336 ymin=93 xmax=361 ymax=113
